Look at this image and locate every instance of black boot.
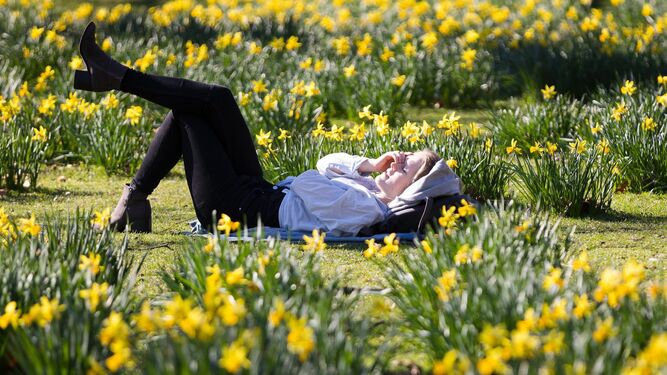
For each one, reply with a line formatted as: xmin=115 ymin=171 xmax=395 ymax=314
xmin=73 ymin=22 xmax=128 ymax=92
xmin=109 ymin=183 xmax=152 ymax=233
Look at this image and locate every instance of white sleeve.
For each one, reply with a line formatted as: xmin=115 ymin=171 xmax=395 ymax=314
xmin=316 ymin=153 xmax=370 ymax=179
xmin=291 ymin=170 xmax=385 ymax=236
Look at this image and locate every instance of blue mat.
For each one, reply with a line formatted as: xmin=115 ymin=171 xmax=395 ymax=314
xmin=186 ymin=219 xmax=421 ymax=243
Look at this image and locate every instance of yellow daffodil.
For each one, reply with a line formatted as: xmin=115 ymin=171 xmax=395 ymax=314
xmin=380 ymin=46 xmax=394 ymax=62
xmin=403 ymin=42 xmax=416 ymax=57
xmin=438 ymin=205 xmax=459 ymax=230
xmin=100 ymin=93 xmax=119 ymax=109
xmin=435 ymin=269 xmax=457 ymax=301
xmin=125 ymin=105 xmax=143 ymax=125
xmin=302 ymin=229 xmax=326 ymax=252
xmin=508 ymin=329 xmax=540 ymax=359
xmin=268 ymin=298 xmax=285 ymax=327
xmin=642 ymin=117 xmax=656 ymax=131
xmin=0 ymin=301 xmax=21 ymax=329
xmin=251 ymin=80 xmax=267 ymax=93
xmin=484 ymin=138 xmax=494 ymax=152
xmin=287 ymin=316 xmax=315 ymax=362
xmin=225 ymin=267 xmax=245 ymax=286
xmin=99 ymin=312 xmax=134 ymax=371
xmin=460 ymin=48 xmax=477 ymax=70
xmin=373 ymin=111 xmax=390 ymax=136
xmin=390 ymin=74 xmax=406 ymax=87
xmin=18 ymin=214 xmax=40 ymax=236
xmin=101 ymin=37 xmax=113 ymax=52
xmin=542 ymin=267 xmax=565 ymax=292
xmin=238 ymin=91 xmax=251 ymax=106
xmin=477 ymin=347 xmax=508 ymax=375
xmin=379 ymin=233 xmax=399 ymax=256
xmin=355 ymin=33 xmax=372 ymax=56
xmin=278 ymin=128 xmax=290 ymax=140
xmin=546 ymin=141 xmax=558 ymax=155
xmin=69 ymin=56 xmax=84 ymax=70
xmin=592 ymin=317 xmax=616 ymax=343
xmin=262 ymin=93 xmax=278 ymax=111
xmin=285 ymin=36 xmax=301 ymax=51
xmin=505 ymin=139 xmax=522 ymax=155
xmin=432 ymin=350 xmax=471 ymax=375
xmin=91 ymin=208 xmax=111 ymax=229
xmin=299 ymin=57 xmax=312 ymax=70
xmin=203 ymin=236 xmax=217 ymax=253
xmin=79 ymin=282 xmax=109 ymax=312
xmin=219 ymin=341 xmax=251 ymax=373
xmin=421 ymin=121 xmax=434 ymax=136
xmin=20 ymin=297 xmax=64 ymax=327
xmin=620 ymin=80 xmax=636 ymax=96
xmin=591 ymin=123 xmax=602 ymax=134
xmin=530 ymin=141 xmax=545 ymax=155
xmin=131 ymin=302 xmax=159 ymax=334
xmin=568 ymin=139 xmax=587 ymax=154
xmin=29 ymin=26 xmax=45 ymax=40
xmin=348 ymin=122 xmax=366 ymax=141
xmin=657 ymin=93 xmax=667 ymax=107
xmin=18 ymin=82 xmax=31 ymax=98
xmin=217 ymin=213 xmax=240 ymax=236
xmin=612 ymin=102 xmax=628 ymax=121
xmin=572 ymin=251 xmax=591 ymax=272
xmin=421 ymin=31 xmax=438 ymax=52
xmin=596 ymin=139 xmax=610 ymax=154
xmin=420 ymin=240 xmax=432 ymax=254
xmin=332 ymin=36 xmax=350 ymax=55
xmin=219 ymin=295 xmax=246 ymax=326
xmin=454 ymin=244 xmax=469 ymax=265
xmin=542 ymin=330 xmax=565 ymax=355
xmin=363 ymin=238 xmax=380 ymax=258
xmin=269 ymin=37 xmax=285 ymax=51
xmin=358 ymin=105 xmax=372 ymax=120
xmin=79 ymin=252 xmax=102 ymax=275
xmin=38 ymin=94 xmax=57 ymax=115
xmin=31 ymin=126 xmax=48 ymax=143
xmin=573 ymin=294 xmax=593 ymax=319
xmin=541 ymin=85 xmax=556 ymax=100
xmin=446 ymin=159 xmax=458 ymax=169
xmin=343 ymin=64 xmax=356 ymax=77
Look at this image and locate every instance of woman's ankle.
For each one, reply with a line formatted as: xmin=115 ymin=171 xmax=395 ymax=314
xmin=129 ymin=179 xmax=152 ymax=197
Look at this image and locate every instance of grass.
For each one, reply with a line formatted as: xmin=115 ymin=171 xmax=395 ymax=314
xmin=1 ymin=107 xmax=665 ymax=302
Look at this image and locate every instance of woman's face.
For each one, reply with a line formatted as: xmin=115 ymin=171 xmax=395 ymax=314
xmin=375 ymin=151 xmax=427 ymax=200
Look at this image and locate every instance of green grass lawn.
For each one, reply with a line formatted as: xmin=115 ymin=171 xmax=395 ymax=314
xmin=2 ymin=107 xmax=665 ymax=302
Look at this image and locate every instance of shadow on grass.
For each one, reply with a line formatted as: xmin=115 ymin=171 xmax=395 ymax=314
xmin=578 ymin=208 xmax=667 ymax=225
xmin=2 ymin=186 xmax=102 ymax=203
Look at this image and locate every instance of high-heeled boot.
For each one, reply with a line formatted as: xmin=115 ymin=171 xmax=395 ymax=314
xmin=109 ymin=183 xmax=152 ymax=233
xmin=73 ymin=22 xmax=128 ymax=92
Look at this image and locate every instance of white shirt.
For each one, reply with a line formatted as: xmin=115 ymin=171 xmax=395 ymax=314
xmin=277 ymin=153 xmax=389 ymax=236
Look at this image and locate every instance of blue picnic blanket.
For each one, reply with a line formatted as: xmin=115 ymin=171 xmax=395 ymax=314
xmin=186 ymin=219 xmax=421 ymax=243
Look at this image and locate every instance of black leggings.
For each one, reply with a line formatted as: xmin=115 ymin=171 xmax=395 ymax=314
xmin=121 ymin=69 xmax=284 ymax=229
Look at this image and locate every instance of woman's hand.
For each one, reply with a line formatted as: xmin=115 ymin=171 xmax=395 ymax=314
xmin=360 ymin=151 xmax=411 ymax=173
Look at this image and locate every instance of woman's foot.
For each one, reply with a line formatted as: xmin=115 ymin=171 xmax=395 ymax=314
xmin=73 ymin=21 xmax=128 ymax=92
xmin=109 ymin=183 xmax=152 ymax=233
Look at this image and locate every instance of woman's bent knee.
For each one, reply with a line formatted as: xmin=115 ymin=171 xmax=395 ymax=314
xmin=209 ymin=85 xmax=234 ymax=104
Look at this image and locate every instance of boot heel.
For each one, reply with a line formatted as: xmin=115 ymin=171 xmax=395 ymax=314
xmin=128 ymin=200 xmax=152 ymax=233
xmin=129 ymin=215 xmax=151 ymax=233
xmin=73 ymin=70 xmax=92 ymax=90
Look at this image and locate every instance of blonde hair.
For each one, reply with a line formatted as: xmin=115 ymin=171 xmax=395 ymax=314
xmin=411 ymin=149 xmax=441 ymax=183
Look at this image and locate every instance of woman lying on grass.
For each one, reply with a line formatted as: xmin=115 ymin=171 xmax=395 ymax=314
xmin=73 ymin=22 xmax=461 ymax=236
